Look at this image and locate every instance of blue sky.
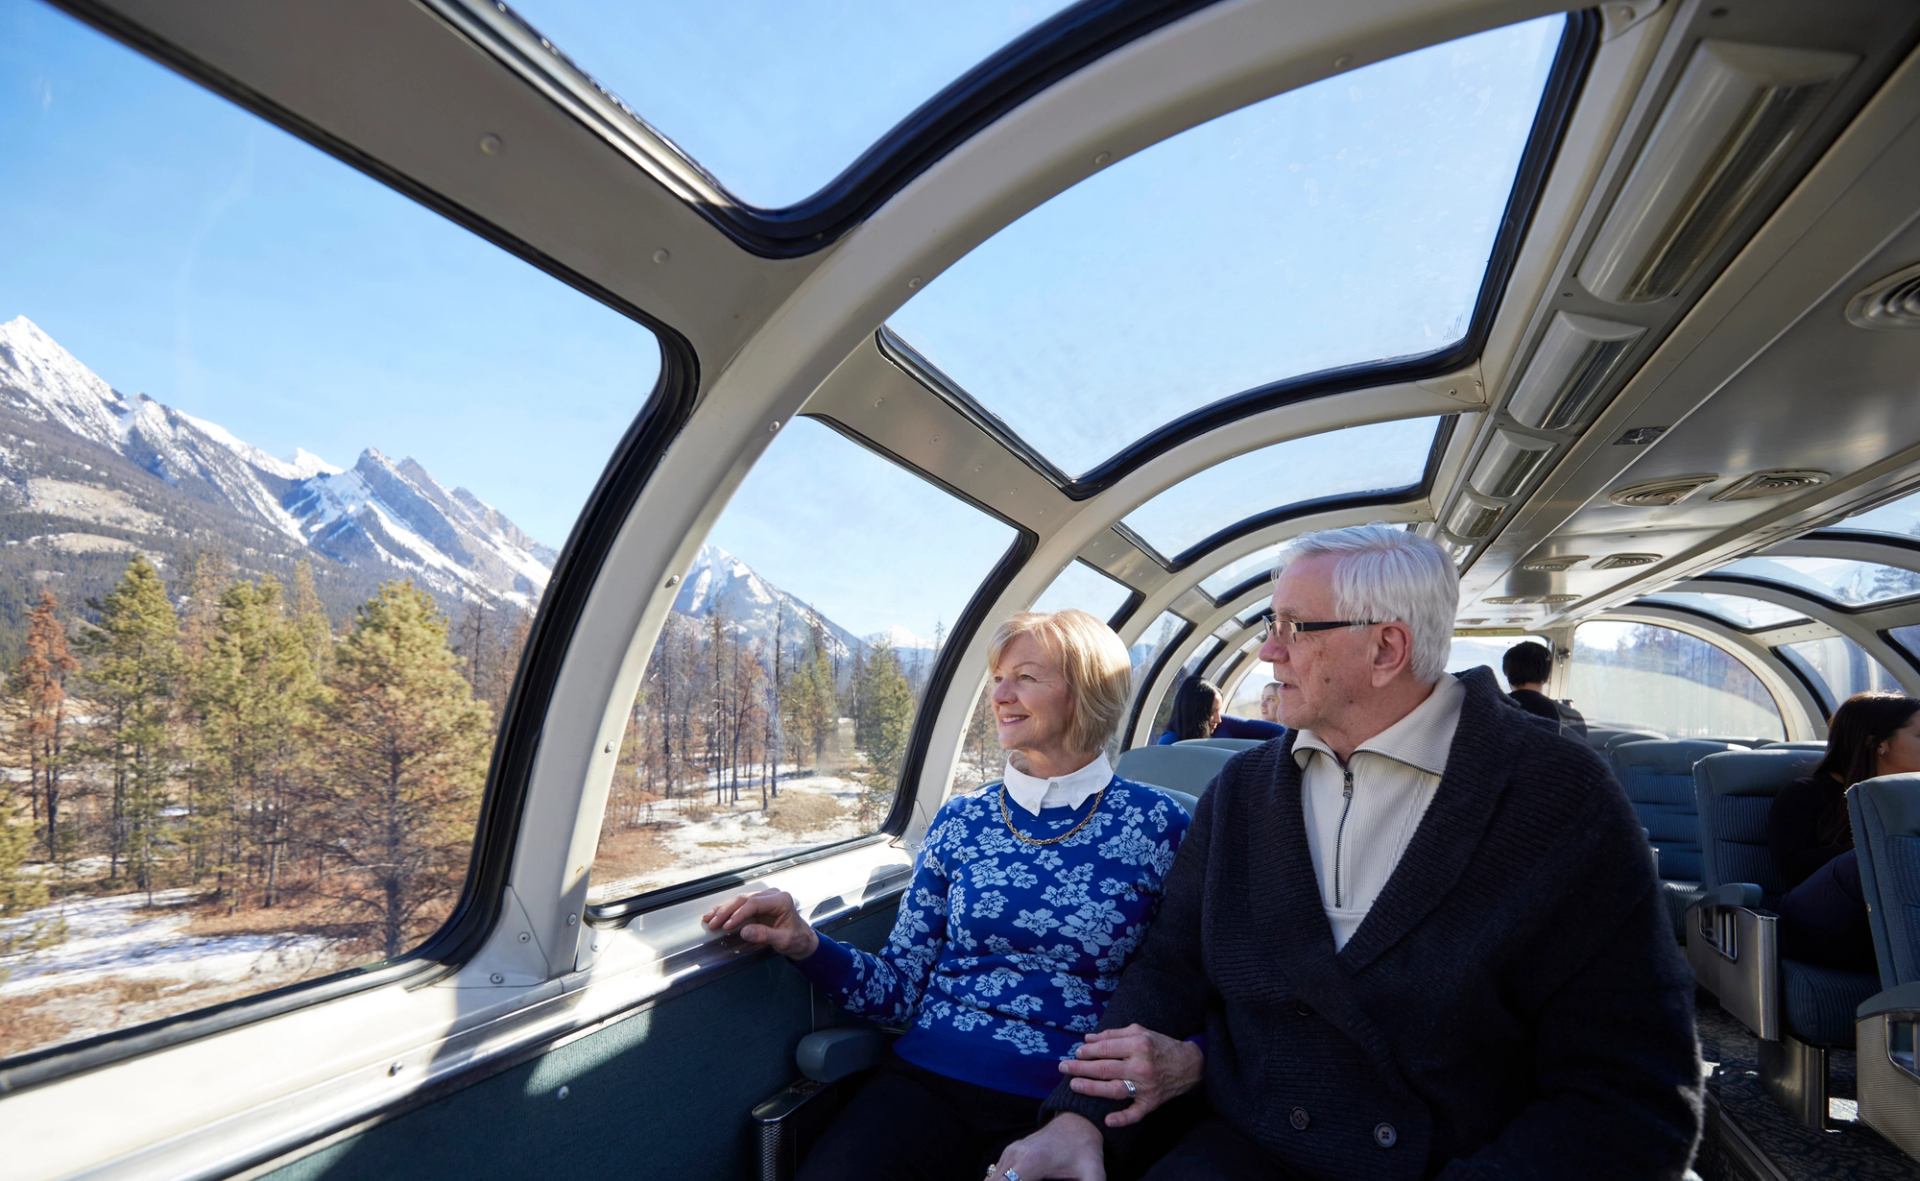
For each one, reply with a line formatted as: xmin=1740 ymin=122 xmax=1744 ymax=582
xmin=0 ymin=0 xmax=1561 ymax=638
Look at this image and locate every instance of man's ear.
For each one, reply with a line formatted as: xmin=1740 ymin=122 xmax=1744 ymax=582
xmin=1370 ymin=622 xmax=1414 ymax=687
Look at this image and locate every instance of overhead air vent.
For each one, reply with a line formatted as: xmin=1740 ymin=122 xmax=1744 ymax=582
xmin=1504 ymin=312 xmax=1646 ymax=432
xmin=1521 ymin=553 xmax=1588 ymax=572
xmin=1594 ymin=553 xmax=1661 ymax=570
xmin=1846 ymin=262 xmax=1920 ymax=329
xmin=1484 ymin=594 xmax=1543 ymax=605
xmin=1578 ymin=41 xmax=1855 ymax=303
xmin=1542 ymin=594 xmax=1580 ymax=605
xmin=1711 ymin=469 xmax=1830 ymax=501
xmin=1609 ymin=474 xmax=1716 ymax=507
xmin=1457 ymin=617 xmax=1489 ymax=626
xmin=1468 ymin=428 xmax=1558 ymax=500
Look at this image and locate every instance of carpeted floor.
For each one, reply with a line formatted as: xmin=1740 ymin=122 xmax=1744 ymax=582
xmin=1696 ymin=1000 xmax=1918 ymax=1180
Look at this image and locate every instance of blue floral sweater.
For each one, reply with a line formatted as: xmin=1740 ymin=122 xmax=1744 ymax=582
xmin=797 ymin=777 xmax=1189 ymax=1098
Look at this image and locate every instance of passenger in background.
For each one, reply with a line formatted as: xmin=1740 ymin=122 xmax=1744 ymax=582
xmin=1501 ymin=640 xmax=1588 ymax=738
xmin=703 ymin=609 xmax=1192 ymax=1180
xmin=993 ymin=525 xmax=1699 ymax=1180
xmin=1154 ymin=676 xmax=1286 ymax=745
xmin=1259 ymin=680 xmax=1283 ymax=724
xmin=1768 ymin=692 xmax=1920 ymax=972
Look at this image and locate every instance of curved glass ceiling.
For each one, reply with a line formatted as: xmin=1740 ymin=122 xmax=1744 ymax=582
xmin=1836 ymin=487 xmax=1920 ymax=542
xmin=1780 ymin=636 xmax=1902 ymax=706
xmin=1640 ymin=592 xmax=1807 ymax=631
xmin=1123 ymin=418 xmax=1440 ymax=560
xmin=497 ymin=1 xmax=1078 ymax=206
xmin=1715 ymin=556 xmax=1920 ymax=608
xmin=1031 ymin=558 xmax=1131 ymax=621
xmin=888 ymin=16 xmax=1564 ymax=478
xmin=1200 ymin=543 xmax=1285 ymax=599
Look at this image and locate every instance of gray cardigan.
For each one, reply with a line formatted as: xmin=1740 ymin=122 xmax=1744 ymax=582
xmin=1044 ymin=668 xmax=1702 ymax=1179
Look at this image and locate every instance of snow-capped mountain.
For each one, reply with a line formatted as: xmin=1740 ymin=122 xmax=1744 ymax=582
xmin=672 ymin=545 xmax=861 ymax=661
xmin=0 ymin=314 xmax=552 ymax=608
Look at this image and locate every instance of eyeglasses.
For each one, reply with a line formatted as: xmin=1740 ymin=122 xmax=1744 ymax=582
xmin=1256 ymin=618 xmax=1377 ymax=644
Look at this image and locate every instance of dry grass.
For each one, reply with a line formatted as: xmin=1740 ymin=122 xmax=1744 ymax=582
xmin=593 ymin=822 xmax=674 ymax=887
xmin=766 ymin=790 xmax=844 ymax=835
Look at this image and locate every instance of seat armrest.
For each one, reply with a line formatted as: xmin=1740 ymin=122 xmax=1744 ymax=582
xmin=797 ymin=1027 xmax=889 ymax=1083
xmin=1700 ymin=882 xmax=1763 ymax=909
xmin=1859 ymin=982 xmax=1920 ymax=1022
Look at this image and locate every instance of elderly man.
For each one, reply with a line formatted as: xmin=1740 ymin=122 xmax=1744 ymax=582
xmin=990 ymin=525 xmax=1701 ymax=1180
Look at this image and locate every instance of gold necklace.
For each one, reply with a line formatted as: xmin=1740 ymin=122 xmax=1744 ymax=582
xmin=999 ymin=783 xmax=1106 ymax=847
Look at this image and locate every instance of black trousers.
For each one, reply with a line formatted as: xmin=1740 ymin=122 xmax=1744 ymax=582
xmin=1777 ymin=848 xmax=1876 ymax=972
xmin=1137 ymin=1115 xmax=1291 ymax=1180
xmin=797 ymin=1054 xmax=1042 ymax=1181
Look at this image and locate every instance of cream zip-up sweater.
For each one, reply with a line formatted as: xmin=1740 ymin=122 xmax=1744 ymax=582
xmin=1292 ymin=674 xmax=1465 ymax=949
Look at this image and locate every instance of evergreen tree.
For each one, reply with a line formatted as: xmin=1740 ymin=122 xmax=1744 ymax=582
xmin=288 ymin=560 xmax=335 ymax=673
xmin=308 ymin=581 xmax=492 ymax=959
xmin=4 ymin=590 xmax=79 ymax=862
xmin=0 ymin=791 xmax=59 ymax=983
xmin=79 ymin=556 xmax=180 ymax=895
xmin=174 ymin=549 xmax=232 ymax=879
xmin=854 ymin=642 xmax=915 ymax=822
xmin=198 ymin=577 xmax=326 ymax=908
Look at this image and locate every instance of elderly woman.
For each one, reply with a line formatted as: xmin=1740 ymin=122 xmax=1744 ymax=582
xmin=703 ymin=609 xmax=1194 ymax=1179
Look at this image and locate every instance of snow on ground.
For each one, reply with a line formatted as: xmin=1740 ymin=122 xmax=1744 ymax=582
xmin=0 ymin=888 xmax=339 ymax=1000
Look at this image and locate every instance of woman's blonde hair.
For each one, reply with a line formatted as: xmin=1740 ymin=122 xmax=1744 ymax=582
xmin=986 ymin=609 xmax=1133 ymax=756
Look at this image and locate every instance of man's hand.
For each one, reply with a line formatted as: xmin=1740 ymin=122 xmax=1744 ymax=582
xmin=988 ymin=1113 xmax=1104 ymax=1181
xmin=1060 ymin=1024 xmax=1202 ymax=1127
xmin=700 ymin=889 xmax=819 ymax=960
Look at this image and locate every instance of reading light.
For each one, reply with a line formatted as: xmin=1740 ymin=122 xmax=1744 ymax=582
xmin=1578 ymin=40 xmax=1855 ymax=303
xmin=1504 ymin=312 xmax=1646 ymax=431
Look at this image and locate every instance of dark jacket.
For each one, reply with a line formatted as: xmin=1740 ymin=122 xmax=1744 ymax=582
xmin=1767 ymin=774 xmax=1852 ymax=892
xmin=1508 ymin=688 xmax=1589 ymax=739
xmin=1045 ymin=668 xmax=1701 ymax=1179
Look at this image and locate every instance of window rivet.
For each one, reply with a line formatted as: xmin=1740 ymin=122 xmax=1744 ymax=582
xmin=874 ymin=398 xmax=885 ymax=408
xmin=518 ymin=931 xmax=532 ymax=943
xmin=478 ymin=133 xmax=503 ymax=156
xmin=652 ymin=248 xmax=670 ymax=264
xmin=907 ymin=276 xmax=923 ymax=289
xmin=557 ymin=1086 xmax=571 ymax=1100
xmin=930 ymin=436 xmax=941 ymax=446
xmin=1093 ymin=151 xmax=1112 ymax=166
xmin=567 ymin=913 xmax=579 ymax=926
xmin=604 ymin=740 xmax=615 ymax=753
xmin=388 ymin=1061 xmax=405 ymax=1077
xmin=490 ymin=972 xmax=505 ymax=984
xmin=1334 ymin=54 xmax=1353 ymax=69
xmin=665 ymin=574 xmax=680 ymax=587
xmin=769 ymin=421 xmax=781 ymax=432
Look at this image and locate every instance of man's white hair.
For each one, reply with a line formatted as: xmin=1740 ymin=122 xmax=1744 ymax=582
xmin=1272 ymin=524 xmax=1458 ymax=683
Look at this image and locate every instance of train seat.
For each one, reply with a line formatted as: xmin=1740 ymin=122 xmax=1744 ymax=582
xmin=1596 ymin=728 xmax=1666 ymax=755
xmin=1115 ymin=743 xmax=1236 ymax=798
xmin=1609 ymin=739 xmax=1732 ymax=937
xmin=1848 ymin=772 xmax=1920 ymax=1163
xmin=1690 ymin=748 xmax=1880 ymax=1126
xmin=1176 ymin=736 xmax=1268 ymax=752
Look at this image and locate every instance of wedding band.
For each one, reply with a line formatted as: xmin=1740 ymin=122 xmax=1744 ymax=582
xmin=1004 ymin=1172 xmax=1022 ymax=1181
xmin=985 ymin=1169 xmax=997 ymax=1178
xmin=1123 ymin=1078 xmax=1138 ymax=1097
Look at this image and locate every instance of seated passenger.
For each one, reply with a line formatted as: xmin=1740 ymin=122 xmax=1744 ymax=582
xmin=702 ymin=609 xmax=1191 ymax=1179
xmin=1501 ymin=639 xmax=1588 ymax=738
xmin=1768 ymin=692 xmax=1920 ymax=972
xmin=1258 ymin=680 xmax=1283 ymax=724
xmin=992 ymin=525 xmax=1700 ymax=1180
xmin=1153 ymin=676 xmax=1285 ymax=745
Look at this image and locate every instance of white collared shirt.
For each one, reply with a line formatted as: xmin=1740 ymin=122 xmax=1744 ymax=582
xmin=1001 ymin=752 xmax=1114 ymax=816
xmin=1291 ymin=675 xmax=1466 ymax=950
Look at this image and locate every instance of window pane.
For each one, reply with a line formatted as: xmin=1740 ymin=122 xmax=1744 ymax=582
xmin=1780 ymin=636 xmax=1903 ymax=707
xmin=1715 ymin=556 xmax=1920 ymax=607
xmin=1031 ymin=559 xmax=1131 ymax=622
xmin=1836 ymin=488 xmax=1920 ymax=541
xmin=1121 ymin=419 xmax=1439 ymax=560
xmin=1447 ymin=634 xmax=1547 ymax=678
xmin=1891 ymin=625 xmax=1920 ymax=668
xmin=1199 ymin=544 xmax=1285 ymax=599
xmin=889 ymin=17 xmax=1564 ymax=477
xmin=497 ymin=0 xmax=1078 ymax=207
xmin=1130 ymin=611 xmax=1187 ymax=702
xmin=591 ymin=420 xmax=1014 ymax=903
xmin=1639 ymin=591 xmax=1807 ymax=631
xmin=1224 ymin=653 xmax=1271 ymax=718
xmin=0 ymin=2 xmax=657 ymax=1062
xmin=1569 ymin=623 xmax=1784 ymax=740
